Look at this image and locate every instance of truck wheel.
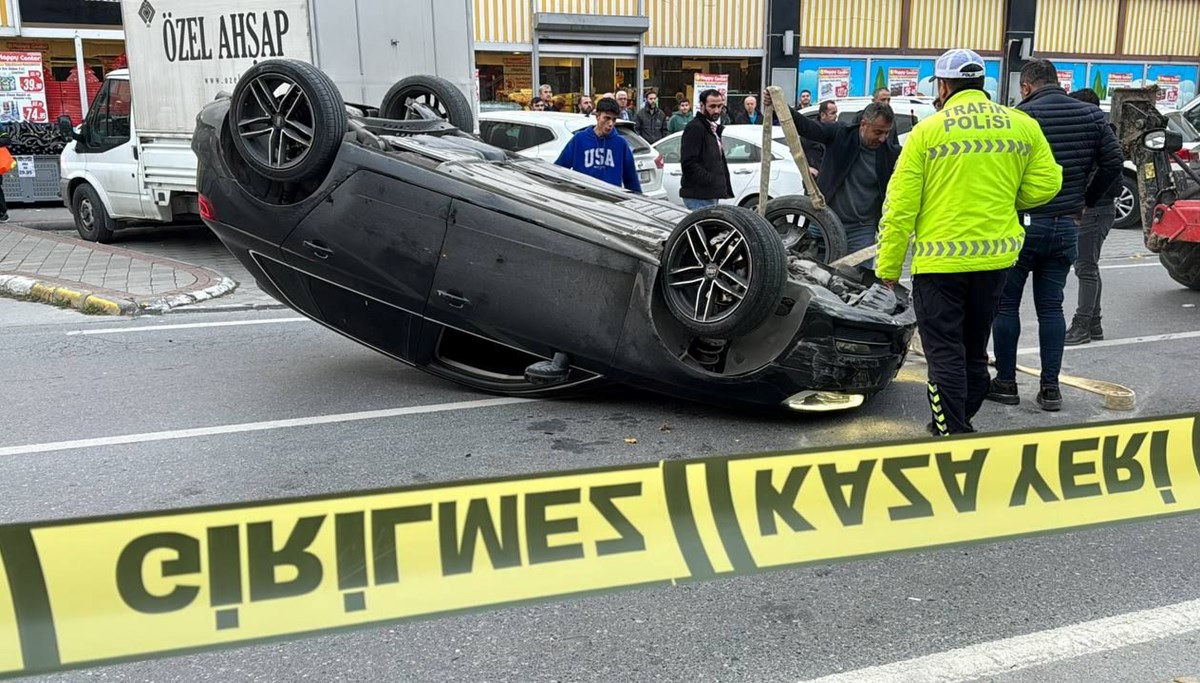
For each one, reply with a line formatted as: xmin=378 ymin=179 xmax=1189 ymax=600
xmin=72 ymin=184 xmax=115 ymax=243
xmin=659 ymin=205 xmax=786 ymax=339
xmin=762 ymin=195 xmax=849 ymax=262
xmin=1113 ymin=175 xmax=1140 ymax=229
xmin=229 ymin=59 xmax=347 ymax=184
xmin=1159 ymin=242 xmax=1200 ymax=291
xmin=380 ymin=75 xmax=474 ymax=130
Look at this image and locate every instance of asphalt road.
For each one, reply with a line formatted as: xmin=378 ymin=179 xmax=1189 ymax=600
xmin=2 ymin=251 xmax=1199 ymax=683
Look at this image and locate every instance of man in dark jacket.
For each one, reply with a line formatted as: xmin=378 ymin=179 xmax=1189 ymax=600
xmin=1065 ymin=87 xmax=1122 ymax=346
xmin=635 ymin=91 xmax=667 ymax=143
xmin=988 ymin=59 xmax=1123 ymax=412
xmin=765 ymin=91 xmax=901 ymax=268
xmin=680 ymin=89 xmax=733 ymax=210
xmin=733 ymin=95 xmax=764 ymax=125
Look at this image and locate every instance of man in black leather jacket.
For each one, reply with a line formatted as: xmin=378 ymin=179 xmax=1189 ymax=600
xmin=988 ymin=59 xmax=1123 ymax=412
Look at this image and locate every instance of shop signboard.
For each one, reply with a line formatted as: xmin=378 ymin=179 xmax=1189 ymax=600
xmin=1147 ymin=64 xmax=1197 ymax=110
xmin=1157 ymin=74 xmax=1181 ymax=107
xmin=693 ymin=73 xmax=728 ymax=108
xmin=817 ymin=67 xmax=850 ymax=101
xmin=0 ymin=51 xmax=48 ymax=123
xmin=1106 ymin=72 xmax=1133 ymax=95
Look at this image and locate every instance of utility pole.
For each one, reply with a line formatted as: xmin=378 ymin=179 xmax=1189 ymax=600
xmin=999 ymin=0 xmax=1037 ymax=106
xmin=764 ymin=0 xmax=800 ymax=106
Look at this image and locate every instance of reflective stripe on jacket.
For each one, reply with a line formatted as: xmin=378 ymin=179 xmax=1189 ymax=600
xmin=876 ymin=89 xmax=1063 ymax=279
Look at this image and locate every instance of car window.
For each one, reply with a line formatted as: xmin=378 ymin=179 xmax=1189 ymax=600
xmin=86 ymin=77 xmax=132 ymax=145
xmin=725 ymin=140 xmax=761 ymax=163
xmin=479 ymin=121 xmax=554 ymax=152
xmin=657 ymin=136 xmax=681 ymax=164
xmin=616 ymin=125 xmax=652 ymax=154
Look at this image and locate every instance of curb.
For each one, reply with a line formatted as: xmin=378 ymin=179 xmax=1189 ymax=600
xmin=0 ymin=273 xmax=238 ymax=316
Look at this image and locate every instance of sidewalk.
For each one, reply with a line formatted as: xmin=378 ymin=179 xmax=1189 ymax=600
xmin=0 ymin=223 xmax=236 ymax=315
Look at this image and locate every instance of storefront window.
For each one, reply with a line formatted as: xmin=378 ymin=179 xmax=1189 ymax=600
xmin=538 ymin=56 xmax=584 ymax=112
xmin=477 ymin=52 xmax=532 ymax=107
xmin=642 ymin=56 xmax=762 ymax=113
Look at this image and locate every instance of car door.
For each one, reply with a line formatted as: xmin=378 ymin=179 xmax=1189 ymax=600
xmin=721 ymin=138 xmax=763 ymax=202
xmin=424 ymin=198 xmax=637 ymax=371
xmin=279 ymin=169 xmax=451 ymax=361
xmin=76 ymin=77 xmax=147 ymax=218
xmin=655 ymin=135 xmax=683 ymax=204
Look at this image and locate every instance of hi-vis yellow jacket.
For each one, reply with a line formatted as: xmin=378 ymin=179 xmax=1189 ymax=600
xmin=876 ymin=89 xmax=1063 ymax=280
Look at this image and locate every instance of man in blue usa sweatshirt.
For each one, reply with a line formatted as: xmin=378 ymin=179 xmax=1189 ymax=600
xmin=554 ymin=97 xmax=643 ymax=193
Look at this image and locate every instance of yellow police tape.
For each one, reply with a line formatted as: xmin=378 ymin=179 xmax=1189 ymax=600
xmin=2 ymin=414 xmax=1198 ymax=678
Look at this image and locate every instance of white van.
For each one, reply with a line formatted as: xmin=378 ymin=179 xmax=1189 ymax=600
xmin=59 ymin=0 xmax=477 ymax=242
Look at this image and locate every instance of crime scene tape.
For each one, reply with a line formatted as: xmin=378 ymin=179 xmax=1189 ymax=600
xmin=2 ymin=414 xmax=1198 ymax=679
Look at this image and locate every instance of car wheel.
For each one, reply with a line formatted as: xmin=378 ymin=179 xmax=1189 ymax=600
xmin=380 ymin=75 xmax=474 ymax=131
xmin=1113 ymin=175 xmax=1140 ymax=229
xmin=1159 ymin=241 xmax=1200 ymax=290
xmin=659 ymin=205 xmax=787 ymax=339
xmin=72 ymin=184 xmax=115 ymax=243
xmin=761 ymin=195 xmax=849 ymax=262
xmin=229 ymin=58 xmax=347 ymax=184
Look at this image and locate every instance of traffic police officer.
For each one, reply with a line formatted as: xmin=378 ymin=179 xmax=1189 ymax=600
xmin=876 ymin=49 xmax=1063 ymax=436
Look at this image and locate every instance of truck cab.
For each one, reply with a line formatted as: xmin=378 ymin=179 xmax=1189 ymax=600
xmin=59 ymin=68 xmax=199 ymax=242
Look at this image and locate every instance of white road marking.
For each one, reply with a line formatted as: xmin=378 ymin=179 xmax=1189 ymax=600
xmin=1018 ymin=329 xmax=1200 ymax=355
xmin=0 ymin=397 xmax=538 ymax=457
xmin=67 ymin=317 xmax=308 ymax=335
xmin=799 ymin=597 xmax=1200 ymax=683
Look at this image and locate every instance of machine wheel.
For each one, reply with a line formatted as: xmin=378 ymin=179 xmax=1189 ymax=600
xmin=1113 ymin=175 xmax=1141 ymax=229
xmin=72 ymin=184 xmax=116 ymax=243
xmin=229 ymin=58 xmax=347 ymax=184
xmin=1160 ymin=241 xmax=1200 ymax=290
xmin=380 ymin=75 xmax=474 ymax=130
xmin=761 ymin=195 xmax=849 ymax=262
xmin=659 ymin=205 xmax=786 ymax=339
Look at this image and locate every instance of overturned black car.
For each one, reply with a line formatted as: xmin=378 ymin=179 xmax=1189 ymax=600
xmin=193 ymin=59 xmax=916 ymax=413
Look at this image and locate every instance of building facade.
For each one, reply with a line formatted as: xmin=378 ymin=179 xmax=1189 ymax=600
xmin=0 ymin=0 xmax=126 ymax=122
xmin=794 ymin=0 xmax=1200 ymax=107
xmin=476 ymin=0 xmax=1200 ymax=113
xmin=474 ymin=0 xmax=766 ymax=112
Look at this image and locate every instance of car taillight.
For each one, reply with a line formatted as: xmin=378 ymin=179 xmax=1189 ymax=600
xmin=1176 ymin=147 xmax=1194 ymax=163
xmin=655 ymin=152 xmax=664 ymax=170
xmin=199 ymin=194 xmax=215 ymax=221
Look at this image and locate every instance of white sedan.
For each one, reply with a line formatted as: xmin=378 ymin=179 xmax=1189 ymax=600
xmin=653 ymin=124 xmax=808 ymax=208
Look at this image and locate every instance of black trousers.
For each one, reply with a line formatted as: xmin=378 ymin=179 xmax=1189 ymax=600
xmin=912 ymin=269 xmax=1008 ymax=435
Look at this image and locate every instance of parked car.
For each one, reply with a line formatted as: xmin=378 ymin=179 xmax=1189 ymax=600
xmin=797 ymin=96 xmax=939 ymax=145
xmin=478 ymin=111 xmax=666 ymax=198
xmin=193 ymin=60 xmax=917 ymax=413
xmin=652 ymin=125 xmax=807 ymax=209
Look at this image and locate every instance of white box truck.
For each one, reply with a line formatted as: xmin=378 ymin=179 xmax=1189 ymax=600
xmin=58 ymin=0 xmax=477 ymax=242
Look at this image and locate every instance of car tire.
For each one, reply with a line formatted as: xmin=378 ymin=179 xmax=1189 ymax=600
xmin=659 ymin=205 xmax=787 ymax=339
xmin=1159 ymin=241 xmax=1200 ymax=290
xmin=229 ymin=58 xmax=347 ymax=184
xmin=761 ymin=195 xmax=849 ymax=262
xmin=380 ymin=75 xmax=474 ymax=131
xmin=1113 ymin=175 xmax=1141 ymax=229
xmin=72 ymin=184 xmax=115 ymax=243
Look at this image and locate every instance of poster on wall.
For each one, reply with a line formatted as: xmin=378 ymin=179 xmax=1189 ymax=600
xmin=1147 ymin=65 xmax=1197 ymax=110
xmin=1156 ymin=74 xmax=1182 ymax=107
xmin=1106 ymin=72 xmax=1133 ymax=94
xmin=693 ymin=73 xmax=728 ymax=108
xmin=817 ymin=67 xmax=850 ymax=101
xmin=1058 ymin=73 xmax=1073 ymax=92
xmin=0 ymin=52 xmax=48 ymax=124
xmin=887 ymin=67 xmax=919 ymax=96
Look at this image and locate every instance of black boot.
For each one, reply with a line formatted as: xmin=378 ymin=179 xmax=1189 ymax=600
xmin=986 ymin=378 xmax=1020 ymax=405
xmin=1064 ymin=317 xmax=1091 ymax=346
xmin=1090 ymin=316 xmax=1104 ymax=341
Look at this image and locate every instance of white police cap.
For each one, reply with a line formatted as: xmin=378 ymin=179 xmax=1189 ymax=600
xmin=935 ymin=49 xmax=986 ymax=79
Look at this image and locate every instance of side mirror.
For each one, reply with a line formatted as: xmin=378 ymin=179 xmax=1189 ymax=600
xmin=57 ymin=114 xmax=74 ymax=138
xmin=1142 ymin=128 xmax=1183 ymax=153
